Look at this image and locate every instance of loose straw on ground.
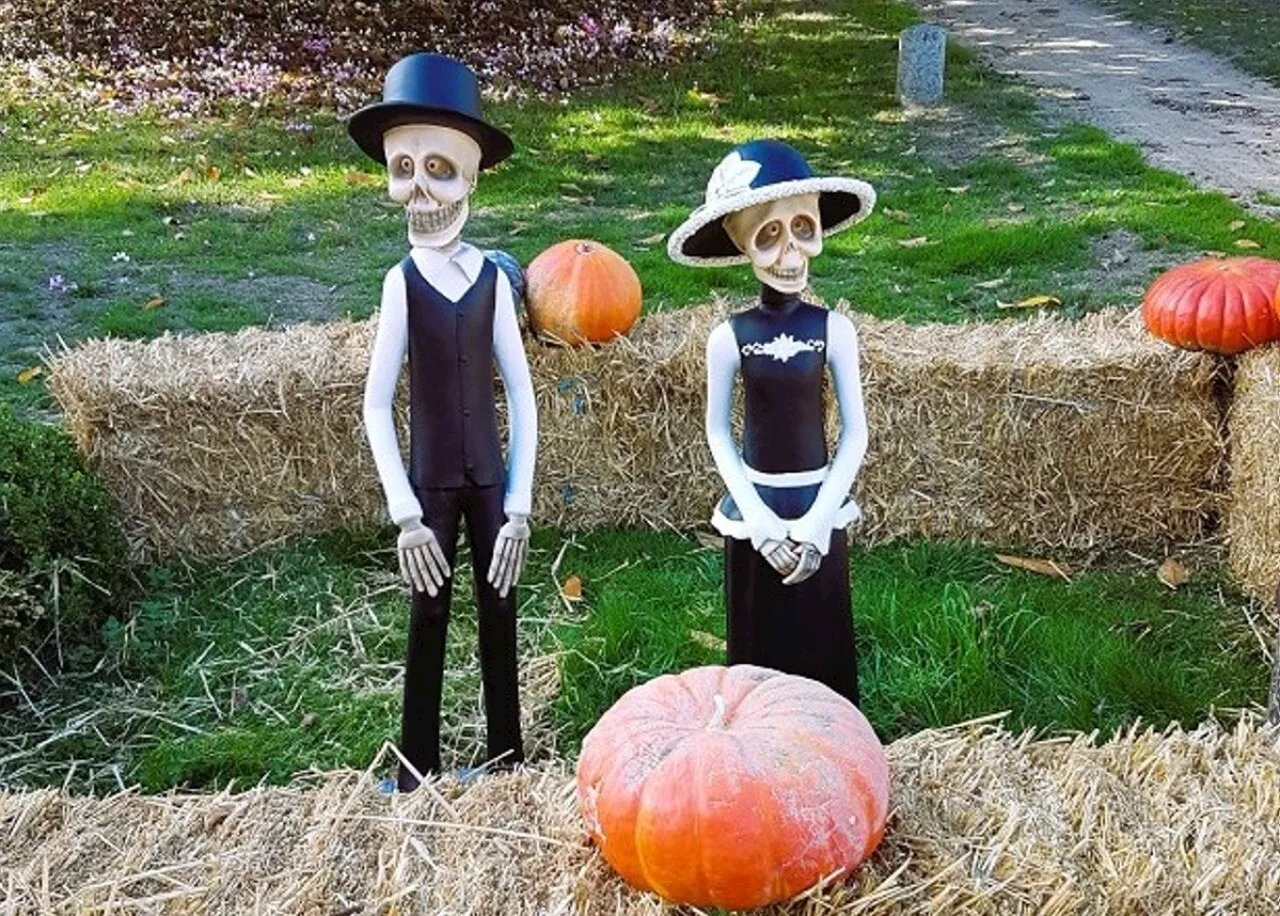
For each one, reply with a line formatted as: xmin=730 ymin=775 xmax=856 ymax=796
xmin=3 ymin=714 xmax=1278 ymax=914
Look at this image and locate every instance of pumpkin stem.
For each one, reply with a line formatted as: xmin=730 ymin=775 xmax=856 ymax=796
xmin=575 ymin=242 xmax=595 ymax=255
xmin=707 ymin=694 xmax=727 ymax=731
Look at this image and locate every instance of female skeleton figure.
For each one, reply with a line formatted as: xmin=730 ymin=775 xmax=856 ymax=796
xmin=668 ymin=139 xmax=874 ymax=703
xmin=350 ymin=53 xmax=537 ymax=790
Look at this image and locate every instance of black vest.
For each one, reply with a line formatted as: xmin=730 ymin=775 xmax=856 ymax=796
xmin=730 ymin=295 xmax=829 ymax=474
xmin=404 ymin=254 xmax=505 ymax=490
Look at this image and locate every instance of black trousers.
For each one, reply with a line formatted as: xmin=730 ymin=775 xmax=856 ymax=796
xmin=399 ymin=484 xmax=523 ymax=790
xmin=724 ymin=532 xmax=859 ymax=705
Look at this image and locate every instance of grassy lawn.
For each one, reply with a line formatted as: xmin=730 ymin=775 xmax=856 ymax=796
xmin=0 ymin=528 xmax=1264 ymax=792
xmin=1 ymin=0 xmax=1275 ymax=793
xmin=5 ymin=0 xmax=1280 ymax=417
xmin=1098 ymin=0 xmax=1280 ymax=86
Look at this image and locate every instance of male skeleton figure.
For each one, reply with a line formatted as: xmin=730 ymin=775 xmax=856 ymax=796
xmin=668 ymin=139 xmax=874 ymax=704
xmin=349 ymin=53 xmax=537 ymax=790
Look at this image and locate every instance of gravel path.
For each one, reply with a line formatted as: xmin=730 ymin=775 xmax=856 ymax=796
xmin=910 ymin=0 xmax=1280 ymax=212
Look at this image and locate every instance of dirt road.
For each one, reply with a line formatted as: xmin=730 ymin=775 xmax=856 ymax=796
xmin=910 ymin=0 xmax=1280 ymax=212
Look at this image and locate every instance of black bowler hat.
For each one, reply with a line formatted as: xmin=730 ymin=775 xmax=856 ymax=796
xmin=347 ymin=53 xmax=514 ymax=169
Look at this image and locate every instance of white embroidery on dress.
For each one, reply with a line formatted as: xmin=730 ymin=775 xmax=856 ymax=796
xmin=740 ymin=333 xmax=825 ymax=363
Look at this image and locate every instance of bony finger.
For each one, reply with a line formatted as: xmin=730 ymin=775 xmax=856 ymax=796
xmin=496 ymin=545 xmax=515 ymax=598
xmin=429 ymin=538 xmax=452 ymax=578
xmin=421 ymin=546 xmax=446 ymax=588
xmin=487 ymin=538 xmax=506 ymax=586
xmin=398 ymin=551 xmax=415 ymax=589
xmin=412 ymin=549 xmax=437 ymax=595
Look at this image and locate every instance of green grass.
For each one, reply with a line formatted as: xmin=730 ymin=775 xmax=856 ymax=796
xmin=4 ymin=528 xmax=1261 ymax=793
xmin=553 ymin=536 xmax=1266 ymax=752
xmin=1098 ymin=0 xmax=1280 ymax=86
xmin=6 ymin=0 xmax=1280 ymax=413
xmin=1 ymin=0 xmax=1274 ymax=794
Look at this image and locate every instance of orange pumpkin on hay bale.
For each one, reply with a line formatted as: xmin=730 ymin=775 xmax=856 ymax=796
xmin=1142 ymin=257 xmax=1280 ymax=355
xmin=576 ymin=664 xmax=889 ymax=909
xmin=525 ymin=239 xmax=643 ymax=345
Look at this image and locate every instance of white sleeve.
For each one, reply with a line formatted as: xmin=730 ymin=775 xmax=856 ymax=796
xmin=705 ymin=321 xmax=789 ymax=548
xmin=363 ymin=267 xmax=423 ymax=527
xmin=492 ymin=269 xmax=537 ymax=518
xmin=789 ymin=312 xmax=869 ymax=554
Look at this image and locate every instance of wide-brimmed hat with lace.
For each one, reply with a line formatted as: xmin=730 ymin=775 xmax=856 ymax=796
xmin=667 ymin=139 xmax=876 ymax=267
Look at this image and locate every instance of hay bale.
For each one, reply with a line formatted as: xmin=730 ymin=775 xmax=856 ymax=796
xmin=854 ymin=309 xmax=1223 ymax=549
xmin=3 ymin=716 xmax=1278 ymax=913
xmin=48 ymin=305 xmax=1222 ymax=561
xmin=1227 ymin=347 xmax=1280 ymax=600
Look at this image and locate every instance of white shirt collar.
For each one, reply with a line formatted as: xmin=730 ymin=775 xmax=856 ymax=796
xmin=410 ymin=242 xmax=485 ymax=285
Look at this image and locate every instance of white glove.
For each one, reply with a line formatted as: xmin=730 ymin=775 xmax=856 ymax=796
xmin=488 ymin=513 xmax=531 ymax=599
xmin=397 ymin=518 xmax=451 ymax=596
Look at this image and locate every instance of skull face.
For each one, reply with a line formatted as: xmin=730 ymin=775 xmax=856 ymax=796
xmin=383 ymin=124 xmax=481 ymax=249
xmin=723 ymin=194 xmax=823 ymax=294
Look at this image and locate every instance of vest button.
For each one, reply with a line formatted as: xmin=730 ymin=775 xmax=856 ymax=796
xmin=463 ymin=409 xmax=471 ymax=417
xmin=460 ymin=355 xmax=469 ymax=363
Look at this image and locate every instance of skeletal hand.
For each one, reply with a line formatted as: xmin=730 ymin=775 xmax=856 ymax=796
xmin=397 ymin=519 xmax=451 ymax=596
xmin=782 ymin=541 xmax=822 ymax=586
xmin=487 ymin=513 xmax=531 ymax=599
xmin=759 ymin=538 xmax=800 ymax=577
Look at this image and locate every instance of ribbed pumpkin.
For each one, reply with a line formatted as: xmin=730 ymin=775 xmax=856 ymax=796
xmin=576 ymin=665 xmax=889 ymax=910
xmin=1142 ymin=257 xmax=1280 ymax=355
xmin=525 ymin=240 xmax=642 ymax=345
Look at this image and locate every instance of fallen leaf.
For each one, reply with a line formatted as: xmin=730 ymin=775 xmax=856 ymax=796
xmin=695 ymin=531 xmax=725 ymax=551
xmin=205 ymin=165 xmax=222 ymax=182
xmin=171 ymin=167 xmax=197 ymax=186
xmin=946 ymin=185 xmax=970 ymax=194
xmin=690 ymin=630 xmax=727 ymax=653
xmin=283 ymin=177 xmax=305 ymax=188
xmin=687 ymin=89 xmax=726 ymax=106
xmin=995 ymin=553 xmax=1072 ymax=582
xmin=141 ymin=296 xmax=166 ymax=311
xmin=898 ymin=236 xmax=929 ymax=248
xmin=300 ymin=713 xmax=317 ymax=728
xmin=1156 ymin=557 xmax=1189 ymax=589
xmin=998 ymin=294 xmax=1062 ymax=310
xmin=1228 ymin=220 xmax=1247 ymax=232
xmin=17 ymin=366 xmax=42 ymax=384
xmin=1006 ymin=202 xmax=1026 ymax=213
xmin=1235 ymin=239 xmax=1261 ymax=249
xmin=345 ymin=170 xmax=376 ymax=186
xmin=882 ymin=208 xmax=911 ymax=222
xmin=636 ymin=232 xmax=665 ymax=245
xmin=974 ymin=277 xmax=1008 ymax=290
xmin=561 ymin=576 xmax=583 ymax=601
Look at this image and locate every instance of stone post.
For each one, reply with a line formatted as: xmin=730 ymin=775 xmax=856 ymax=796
xmin=897 ymin=25 xmax=947 ymax=107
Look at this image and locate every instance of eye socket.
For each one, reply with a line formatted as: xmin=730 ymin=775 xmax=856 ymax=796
xmin=755 ymin=220 xmax=783 ymax=249
xmin=392 ymin=154 xmax=413 ymax=178
xmin=791 ymin=214 xmax=817 ymax=241
xmin=425 ymin=155 xmax=457 ymax=180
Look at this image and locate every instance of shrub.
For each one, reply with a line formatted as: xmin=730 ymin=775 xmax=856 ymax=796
xmin=0 ymin=405 xmax=131 ymax=672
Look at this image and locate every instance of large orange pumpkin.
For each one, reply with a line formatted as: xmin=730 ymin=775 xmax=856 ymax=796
xmin=525 ymin=240 xmax=642 ymax=345
xmin=576 ymin=665 xmax=889 ymax=910
xmin=1142 ymin=257 xmax=1280 ymax=355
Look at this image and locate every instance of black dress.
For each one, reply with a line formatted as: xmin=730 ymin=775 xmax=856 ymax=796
xmin=712 ymin=288 xmax=860 ymax=704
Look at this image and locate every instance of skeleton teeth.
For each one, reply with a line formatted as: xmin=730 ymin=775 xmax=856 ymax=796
xmin=767 ymin=266 xmax=804 ymax=279
xmin=408 ymin=198 xmax=464 ymax=234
